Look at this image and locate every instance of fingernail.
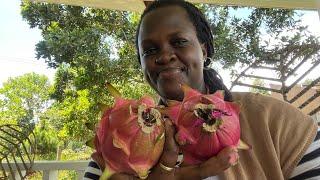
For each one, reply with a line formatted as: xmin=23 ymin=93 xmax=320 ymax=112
xmin=231 ymin=160 xmax=238 ymax=166
xmin=230 ymin=145 xmax=238 ymax=153
xmin=228 ymin=152 xmax=239 ymax=165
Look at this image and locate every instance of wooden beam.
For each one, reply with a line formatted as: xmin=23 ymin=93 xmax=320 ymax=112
xmin=299 ymin=92 xmax=320 ymax=109
xmin=285 ymin=59 xmax=320 ymax=93
xmin=243 ymin=74 xmax=281 ymax=82
xmin=289 ymin=77 xmax=320 ymax=103
xmin=233 ymin=82 xmax=282 ymax=93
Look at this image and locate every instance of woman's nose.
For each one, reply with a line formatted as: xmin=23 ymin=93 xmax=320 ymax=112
xmin=155 ymin=47 xmax=176 ymax=64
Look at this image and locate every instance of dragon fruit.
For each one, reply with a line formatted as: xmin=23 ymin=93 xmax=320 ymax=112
xmin=163 ymin=85 xmax=250 ymax=165
xmin=93 ymin=83 xmax=165 ymax=179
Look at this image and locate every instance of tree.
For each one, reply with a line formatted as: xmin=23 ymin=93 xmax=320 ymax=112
xmin=21 ymin=2 xmax=319 ymax=77
xmin=33 ymin=119 xmax=59 ymax=159
xmin=0 ymin=73 xmax=52 ymax=127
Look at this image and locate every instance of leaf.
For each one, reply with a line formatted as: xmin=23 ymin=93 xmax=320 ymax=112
xmin=105 ymin=82 xmax=122 ymax=98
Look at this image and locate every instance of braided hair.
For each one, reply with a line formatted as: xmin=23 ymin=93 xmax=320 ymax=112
xmin=135 ymin=0 xmax=232 ymax=101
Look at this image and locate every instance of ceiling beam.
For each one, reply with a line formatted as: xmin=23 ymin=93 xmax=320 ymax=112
xmin=31 ymin=0 xmax=320 ymax=12
xmin=31 ymin=0 xmax=146 ymax=12
xmin=189 ymin=0 xmax=320 ymax=10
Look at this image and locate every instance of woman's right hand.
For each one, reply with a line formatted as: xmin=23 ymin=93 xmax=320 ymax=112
xmin=175 ymin=146 xmax=239 ymax=180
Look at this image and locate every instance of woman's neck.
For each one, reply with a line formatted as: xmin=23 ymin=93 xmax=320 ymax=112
xmin=159 ymin=81 xmax=207 ymax=106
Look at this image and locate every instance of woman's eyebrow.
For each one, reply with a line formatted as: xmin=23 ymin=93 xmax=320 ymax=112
xmin=140 ymin=39 xmax=154 ymax=47
xmin=140 ymin=31 xmax=189 ymax=46
xmin=168 ymin=31 xmax=185 ymax=37
xmin=168 ymin=32 xmax=193 ymax=41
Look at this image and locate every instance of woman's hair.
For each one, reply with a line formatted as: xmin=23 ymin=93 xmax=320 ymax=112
xmin=135 ymin=0 xmax=232 ymax=101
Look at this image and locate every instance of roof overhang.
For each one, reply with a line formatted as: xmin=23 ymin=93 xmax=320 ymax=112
xmin=31 ymin=0 xmax=320 ymax=12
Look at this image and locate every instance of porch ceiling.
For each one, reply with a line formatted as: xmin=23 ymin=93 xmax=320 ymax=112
xmin=31 ymin=0 xmax=320 ymax=12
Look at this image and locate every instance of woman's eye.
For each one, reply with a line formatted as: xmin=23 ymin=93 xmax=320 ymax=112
xmin=172 ymin=39 xmax=188 ymax=47
xmin=142 ymin=48 xmax=157 ymax=57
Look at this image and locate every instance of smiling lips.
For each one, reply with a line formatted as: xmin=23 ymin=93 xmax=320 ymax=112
xmin=158 ymin=67 xmax=184 ymax=79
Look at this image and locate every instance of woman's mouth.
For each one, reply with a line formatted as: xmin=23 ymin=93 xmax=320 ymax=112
xmin=158 ymin=67 xmax=185 ymax=79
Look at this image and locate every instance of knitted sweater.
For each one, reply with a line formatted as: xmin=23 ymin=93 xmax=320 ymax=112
xmin=217 ymin=92 xmax=318 ymax=180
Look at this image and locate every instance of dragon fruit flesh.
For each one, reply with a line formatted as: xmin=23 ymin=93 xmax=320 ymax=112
xmin=164 ymin=85 xmax=250 ymax=165
xmin=93 ymin=83 xmax=165 ymax=179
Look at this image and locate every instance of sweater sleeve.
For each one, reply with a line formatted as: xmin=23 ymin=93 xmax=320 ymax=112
xmin=83 ymin=160 xmax=102 ymax=180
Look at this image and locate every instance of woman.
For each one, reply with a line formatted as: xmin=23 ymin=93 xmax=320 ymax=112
xmin=84 ymin=0 xmax=319 ymax=179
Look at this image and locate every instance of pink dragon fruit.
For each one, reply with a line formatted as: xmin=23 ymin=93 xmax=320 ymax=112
xmin=93 ymin=83 xmax=165 ymax=179
xmin=163 ymin=85 xmax=250 ymax=165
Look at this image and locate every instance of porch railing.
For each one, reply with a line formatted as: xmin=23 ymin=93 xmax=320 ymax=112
xmin=2 ymin=160 xmax=90 ymax=180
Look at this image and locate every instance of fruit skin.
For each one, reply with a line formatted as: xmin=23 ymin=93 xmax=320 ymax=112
xmin=92 ymin=83 xmax=165 ymax=179
xmin=164 ymin=85 xmax=249 ymax=165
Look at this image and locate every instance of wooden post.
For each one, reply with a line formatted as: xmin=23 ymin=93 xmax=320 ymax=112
xmin=43 ymin=170 xmax=58 ymax=180
xmin=76 ymin=170 xmax=84 ymax=180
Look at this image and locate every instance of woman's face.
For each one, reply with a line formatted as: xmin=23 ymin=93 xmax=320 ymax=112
xmin=138 ymin=6 xmax=207 ymax=101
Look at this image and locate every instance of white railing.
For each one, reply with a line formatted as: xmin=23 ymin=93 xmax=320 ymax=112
xmin=2 ymin=160 xmax=90 ymax=180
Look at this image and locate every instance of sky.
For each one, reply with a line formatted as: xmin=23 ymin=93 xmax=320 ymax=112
xmin=0 ymin=0 xmax=56 ymax=86
xmin=0 ymin=0 xmax=319 ymax=91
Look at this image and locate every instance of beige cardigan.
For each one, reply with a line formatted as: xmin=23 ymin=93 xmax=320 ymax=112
xmin=217 ymin=92 xmax=317 ymax=180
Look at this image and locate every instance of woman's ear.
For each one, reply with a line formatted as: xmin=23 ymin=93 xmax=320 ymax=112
xmin=200 ymin=43 xmax=207 ymax=60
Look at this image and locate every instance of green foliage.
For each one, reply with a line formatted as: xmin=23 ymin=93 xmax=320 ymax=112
xmin=303 ymin=78 xmax=314 ymax=86
xmin=249 ymin=78 xmax=270 ymax=95
xmin=33 ymin=119 xmax=59 ymax=155
xmin=61 ymin=147 xmax=93 ymax=160
xmin=20 ymin=2 xmax=319 ymax=82
xmin=44 ymin=89 xmax=93 ymax=142
xmin=202 ymin=6 xmax=303 ymax=66
xmin=0 ymin=73 xmax=52 ymax=127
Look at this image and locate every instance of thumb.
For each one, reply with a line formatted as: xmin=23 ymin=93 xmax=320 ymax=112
xmin=159 ymin=119 xmax=179 ymax=168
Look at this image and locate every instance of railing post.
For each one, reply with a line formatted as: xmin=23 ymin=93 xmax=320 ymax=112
xmin=76 ymin=170 xmax=84 ymax=180
xmin=14 ymin=170 xmax=26 ymax=180
xmin=7 ymin=171 xmax=26 ymax=180
xmin=43 ymin=170 xmax=58 ymax=180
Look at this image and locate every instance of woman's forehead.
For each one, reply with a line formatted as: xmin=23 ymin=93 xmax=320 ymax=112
xmin=138 ymin=6 xmax=195 ymax=42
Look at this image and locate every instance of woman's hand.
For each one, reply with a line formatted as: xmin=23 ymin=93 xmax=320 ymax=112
xmin=172 ymin=125 xmax=240 ymax=179
xmin=182 ymin=146 xmax=239 ymax=179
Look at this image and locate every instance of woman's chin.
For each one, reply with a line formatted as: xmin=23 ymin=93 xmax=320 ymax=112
xmin=156 ymin=78 xmax=186 ymax=101
xmin=159 ymin=88 xmax=184 ymax=102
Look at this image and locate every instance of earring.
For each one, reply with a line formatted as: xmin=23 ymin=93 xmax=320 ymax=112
xmin=205 ymin=57 xmax=213 ymax=66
